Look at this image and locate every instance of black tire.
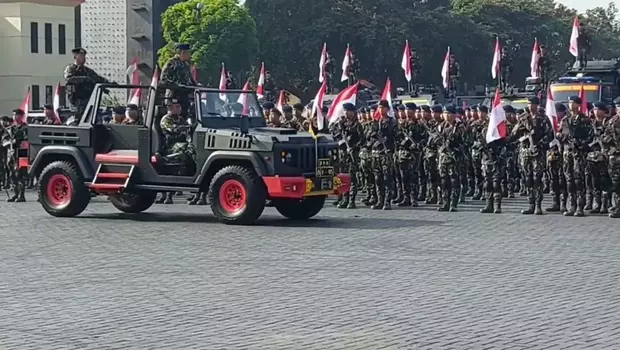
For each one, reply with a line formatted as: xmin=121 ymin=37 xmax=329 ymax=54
xmin=209 ymin=165 xmax=266 ymax=225
xmin=38 ymin=160 xmax=90 ymax=217
xmin=108 ymin=191 xmax=157 ymax=213
xmin=273 ymin=196 xmax=326 ymax=220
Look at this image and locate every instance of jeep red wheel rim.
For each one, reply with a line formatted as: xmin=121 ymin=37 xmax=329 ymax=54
xmin=46 ymin=174 xmax=73 ymax=207
xmin=219 ymin=179 xmax=247 ymax=213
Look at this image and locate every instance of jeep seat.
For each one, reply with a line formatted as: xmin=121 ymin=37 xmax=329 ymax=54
xmin=150 ymin=106 xmax=189 ymax=174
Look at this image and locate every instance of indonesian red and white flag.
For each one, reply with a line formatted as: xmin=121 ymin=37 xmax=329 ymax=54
xmin=237 ymin=80 xmax=251 ymax=115
xmin=486 ymin=89 xmax=508 ymax=143
xmin=275 ymin=90 xmax=287 ymax=116
xmin=340 ymin=44 xmax=351 ymax=82
xmin=579 ymin=84 xmax=588 ymax=114
xmin=441 ymin=46 xmax=450 ymax=89
xmin=318 ymin=43 xmax=327 ymax=83
xmin=52 ymin=83 xmax=62 ymax=124
xmin=312 ymin=81 xmax=328 ymax=130
xmin=128 ymin=86 xmax=141 ymax=105
xmin=374 ymin=78 xmax=393 ymax=120
xmin=150 ymin=65 xmax=160 ymax=88
xmin=530 ymin=38 xmax=540 ymax=78
xmin=401 ymin=40 xmax=412 ymax=82
xmin=125 ymin=56 xmax=139 ymax=77
xmin=327 ymin=82 xmax=359 ymax=125
xmin=491 ymin=37 xmax=501 ymax=80
xmin=545 ymin=87 xmax=559 ymax=132
xmin=218 ymin=63 xmax=227 ymax=101
xmin=256 ymin=62 xmax=265 ymax=99
xmin=18 ymin=88 xmax=31 ymax=124
xmin=569 ymin=16 xmax=579 ymax=57
xmin=191 ymin=64 xmax=198 ymax=81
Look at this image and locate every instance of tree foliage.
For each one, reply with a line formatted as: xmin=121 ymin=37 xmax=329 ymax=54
xmin=162 ymin=0 xmax=620 ymax=98
xmin=158 ymin=0 xmax=259 ymax=86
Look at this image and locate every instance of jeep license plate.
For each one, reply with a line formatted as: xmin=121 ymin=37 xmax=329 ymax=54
xmin=320 ymin=178 xmax=333 ymax=190
xmin=316 ymin=158 xmax=333 ymax=177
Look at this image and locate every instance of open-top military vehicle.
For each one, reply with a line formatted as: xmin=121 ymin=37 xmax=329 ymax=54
xmin=27 ymin=84 xmax=350 ymax=225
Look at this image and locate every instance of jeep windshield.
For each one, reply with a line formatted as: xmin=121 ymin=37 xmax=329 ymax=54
xmin=550 ymin=84 xmax=601 ymax=104
xmin=198 ymin=91 xmax=263 ymax=119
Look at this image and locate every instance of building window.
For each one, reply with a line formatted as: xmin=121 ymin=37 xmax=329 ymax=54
xmin=45 ymin=85 xmax=53 ymax=105
xmin=31 ymin=85 xmax=40 ymax=109
xmin=30 ymin=22 xmax=38 ymax=53
xmin=58 ymin=24 xmax=66 ymax=54
xmin=44 ymin=23 xmax=52 ymax=54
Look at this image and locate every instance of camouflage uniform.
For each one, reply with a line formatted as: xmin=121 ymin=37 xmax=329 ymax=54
xmin=64 ymin=63 xmax=110 ymax=118
xmin=4 ymin=123 xmax=28 ymax=202
xmin=369 ymin=117 xmax=396 ymax=210
xmin=604 ymin=113 xmax=620 ymax=218
xmin=160 ymin=112 xmax=197 ymax=162
xmin=587 ymin=111 xmax=611 ymax=214
xmin=479 ymin=118 xmax=506 ymax=214
xmin=469 ymin=118 xmax=486 ymax=200
xmin=360 ymin=120 xmax=377 ymax=206
xmin=160 ymin=55 xmax=198 ymax=118
xmin=329 ymin=121 xmax=345 ymax=206
xmin=558 ymin=110 xmax=593 ymax=217
xmin=503 ymin=121 xmax=520 ymax=198
xmin=546 ymin=139 xmax=567 ymax=213
xmin=424 ymin=118 xmax=441 ymax=204
xmin=337 ymin=115 xmax=364 ymax=209
xmin=395 ymin=114 xmax=427 ymax=207
xmin=512 ymin=109 xmax=554 ymax=215
xmin=436 ymin=118 xmax=465 ymax=211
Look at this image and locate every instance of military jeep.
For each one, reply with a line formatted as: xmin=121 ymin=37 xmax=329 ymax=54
xmin=27 ymin=84 xmax=350 ymax=225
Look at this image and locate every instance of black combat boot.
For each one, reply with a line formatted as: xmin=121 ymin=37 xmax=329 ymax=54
xmin=564 ymin=193 xmax=576 ymax=216
xmin=465 ymin=180 xmax=475 ymax=197
xmin=15 ymin=186 xmax=26 ymax=203
xmin=501 ymin=185 xmax=508 ymax=198
xmin=610 ymin=208 xmax=620 ymax=218
xmin=155 ymin=192 xmax=167 ymax=204
xmin=371 ymin=194 xmax=384 ymax=210
xmin=584 ymin=190 xmax=593 ymax=211
xmin=197 ymin=192 xmax=208 ymax=205
xmin=426 ymin=187 xmax=437 ymax=204
xmin=383 ymin=199 xmax=392 ymax=210
xmin=398 ymin=195 xmax=411 ymax=207
xmin=164 ymin=192 xmax=173 ymax=205
xmin=392 ymin=189 xmax=404 ymax=205
xmin=437 ymin=190 xmax=449 ymax=212
xmin=410 ymin=196 xmax=419 ymax=207
xmin=590 ymin=191 xmax=601 ymax=214
xmin=560 ymin=192 xmax=568 ymax=213
xmin=493 ymin=194 xmax=502 ymax=214
xmin=472 ymin=186 xmax=482 ymax=200
xmin=519 ymin=179 xmax=527 ymax=196
xmin=187 ymin=193 xmax=199 ymax=205
xmin=521 ymin=192 xmax=535 ymax=215
xmin=6 ymin=194 xmax=18 ymax=202
xmin=546 ymin=192 xmax=560 ymax=212
xmin=449 ymin=191 xmax=458 ymax=212
xmin=332 ymin=194 xmax=342 ymax=206
xmin=417 ymin=183 xmax=427 ymax=201
xmin=508 ymin=183 xmax=515 ymax=198
xmin=574 ymin=193 xmax=585 ymax=217
xmin=337 ymin=193 xmax=350 ymax=208
xmin=600 ymin=193 xmax=609 ymax=214
xmin=480 ymin=196 xmax=494 ymax=213
xmin=534 ymin=197 xmax=543 ymax=215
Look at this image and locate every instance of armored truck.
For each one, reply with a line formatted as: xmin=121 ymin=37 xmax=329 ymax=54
xmin=26 ymin=84 xmax=350 ymax=225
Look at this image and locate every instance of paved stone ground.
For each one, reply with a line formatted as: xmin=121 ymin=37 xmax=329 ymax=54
xmin=1 ymin=192 xmax=619 ymax=349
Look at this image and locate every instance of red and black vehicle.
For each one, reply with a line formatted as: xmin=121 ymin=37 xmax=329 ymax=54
xmin=26 ymin=84 xmax=350 ymax=225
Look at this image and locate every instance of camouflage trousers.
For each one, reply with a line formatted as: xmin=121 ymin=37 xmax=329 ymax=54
xmin=563 ymin=149 xmax=588 ymax=210
xmin=392 ymin=152 xmax=403 ymax=199
xmin=520 ymin=154 xmax=545 ymax=204
xmin=69 ymin=99 xmax=88 ymax=119
xmin=588 ymin=158 xmax=612 ymax=210
xmin=359 ymin=149 xmax=375 ymax=201
xmin=503 ymin=152 xmax=519 ymax=194
xmin=438 ymin=152 xmax=459 ymax=208
xmin=343 ymin=150 xmax=360 ymax=200
xmin=424 ymin=152 xmax=439 ymax=200
xmin=372 ymin=152 xmax=393 ymax=204
xmin=471 ymin=151 xmax=483 ymax=196
xmin=609 ymin=153 xmax=620 ymax=214
xmin=547 ymin=154 xmax=567 ymax=208
xmin=6 ymin=152 xmax=27 ymax=198
xmin=397 ymin=150 xmax=419 ymax=202
xmin=169 ymin=142 xmax=197 ymax=163
xmin=482 ymin=158 xmax=504 ymax=201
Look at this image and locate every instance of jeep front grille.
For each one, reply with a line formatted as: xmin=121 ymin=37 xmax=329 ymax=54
xmin=277 ymin=145 xmax=334 ymax=174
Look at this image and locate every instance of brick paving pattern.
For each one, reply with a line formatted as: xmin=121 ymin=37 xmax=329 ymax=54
xmin=1 ymin=193 xmax=619 ymax=349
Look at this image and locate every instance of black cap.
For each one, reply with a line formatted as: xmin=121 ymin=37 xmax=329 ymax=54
xmin=555 ymin=102 xmax=567 ymax=112
xmin=293 ymin=103 xmax=304 ymax=110
xmin=71 ymin=47 xmax=86 ymax=55
xmin=358 ymin=107 xmax=367 ymax=113
xmin=282 ymin=105 xmax=293 ymax=113
xmin=586 ymin=102 xmax=593 ymax=110
xmin=405 ymin=102 xmax=417 ymax=110
xmin=168 ymin=98 xmax=181 ymax=106
xmin=113 ymin=106 xmax=126 ymax=114
xmin=569 ymin=96 xmax=582 ymax=104
xmin=456 ymin=107 xmax=465 ymax=115
xmin=503 ymin=105 xmax=515 ymax=114
xmin=593 ymin=102 xmax=608 ymax=112
xmin=0 ymin=116 xmax=11 ymax=122
xmin=421 ymin=105 xmax=431 ymax=112
xmin=443 ymin=105 xmax=456 ymax=114
xmin=370 ymin=104 xmax=378 ymax=111
xmin=262 ymin=102 xmax=274 ymax=109
xmin=431 ymin=105 xmax=443 ymax=113
xmin=528 ymin=96 xmax=540 ymax=105
xmin=126 ymin=104 xmax=139 ymax=111
xmin=12 ymin=108 xmax=25 ymax=115
xmin=397 ymin=104 xmax=405 ymax=111
xmin=176 ymin=43 xmax=191 ymax=51
xmin=378 ymin=100 xmax=390 ymax=108
xmin=478 ymin=105 xmax=489 ymax=113
xmin=343 ymin=102 xmax=356 ymax=111
xmin=43 ymin=104 xmax=53 ymax=110
xmin=516 ymin=108 xmax=525 ymax=114
xmin=471 ymin=105 xmax=479 ymax=111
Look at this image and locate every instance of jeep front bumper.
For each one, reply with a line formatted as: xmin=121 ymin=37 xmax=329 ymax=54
xmin=262 ymin=173 xmax=351 ymax=199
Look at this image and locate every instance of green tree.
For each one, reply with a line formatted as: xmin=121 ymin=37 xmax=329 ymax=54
xmin=158 ymin=0 xmax=260 ymax=86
